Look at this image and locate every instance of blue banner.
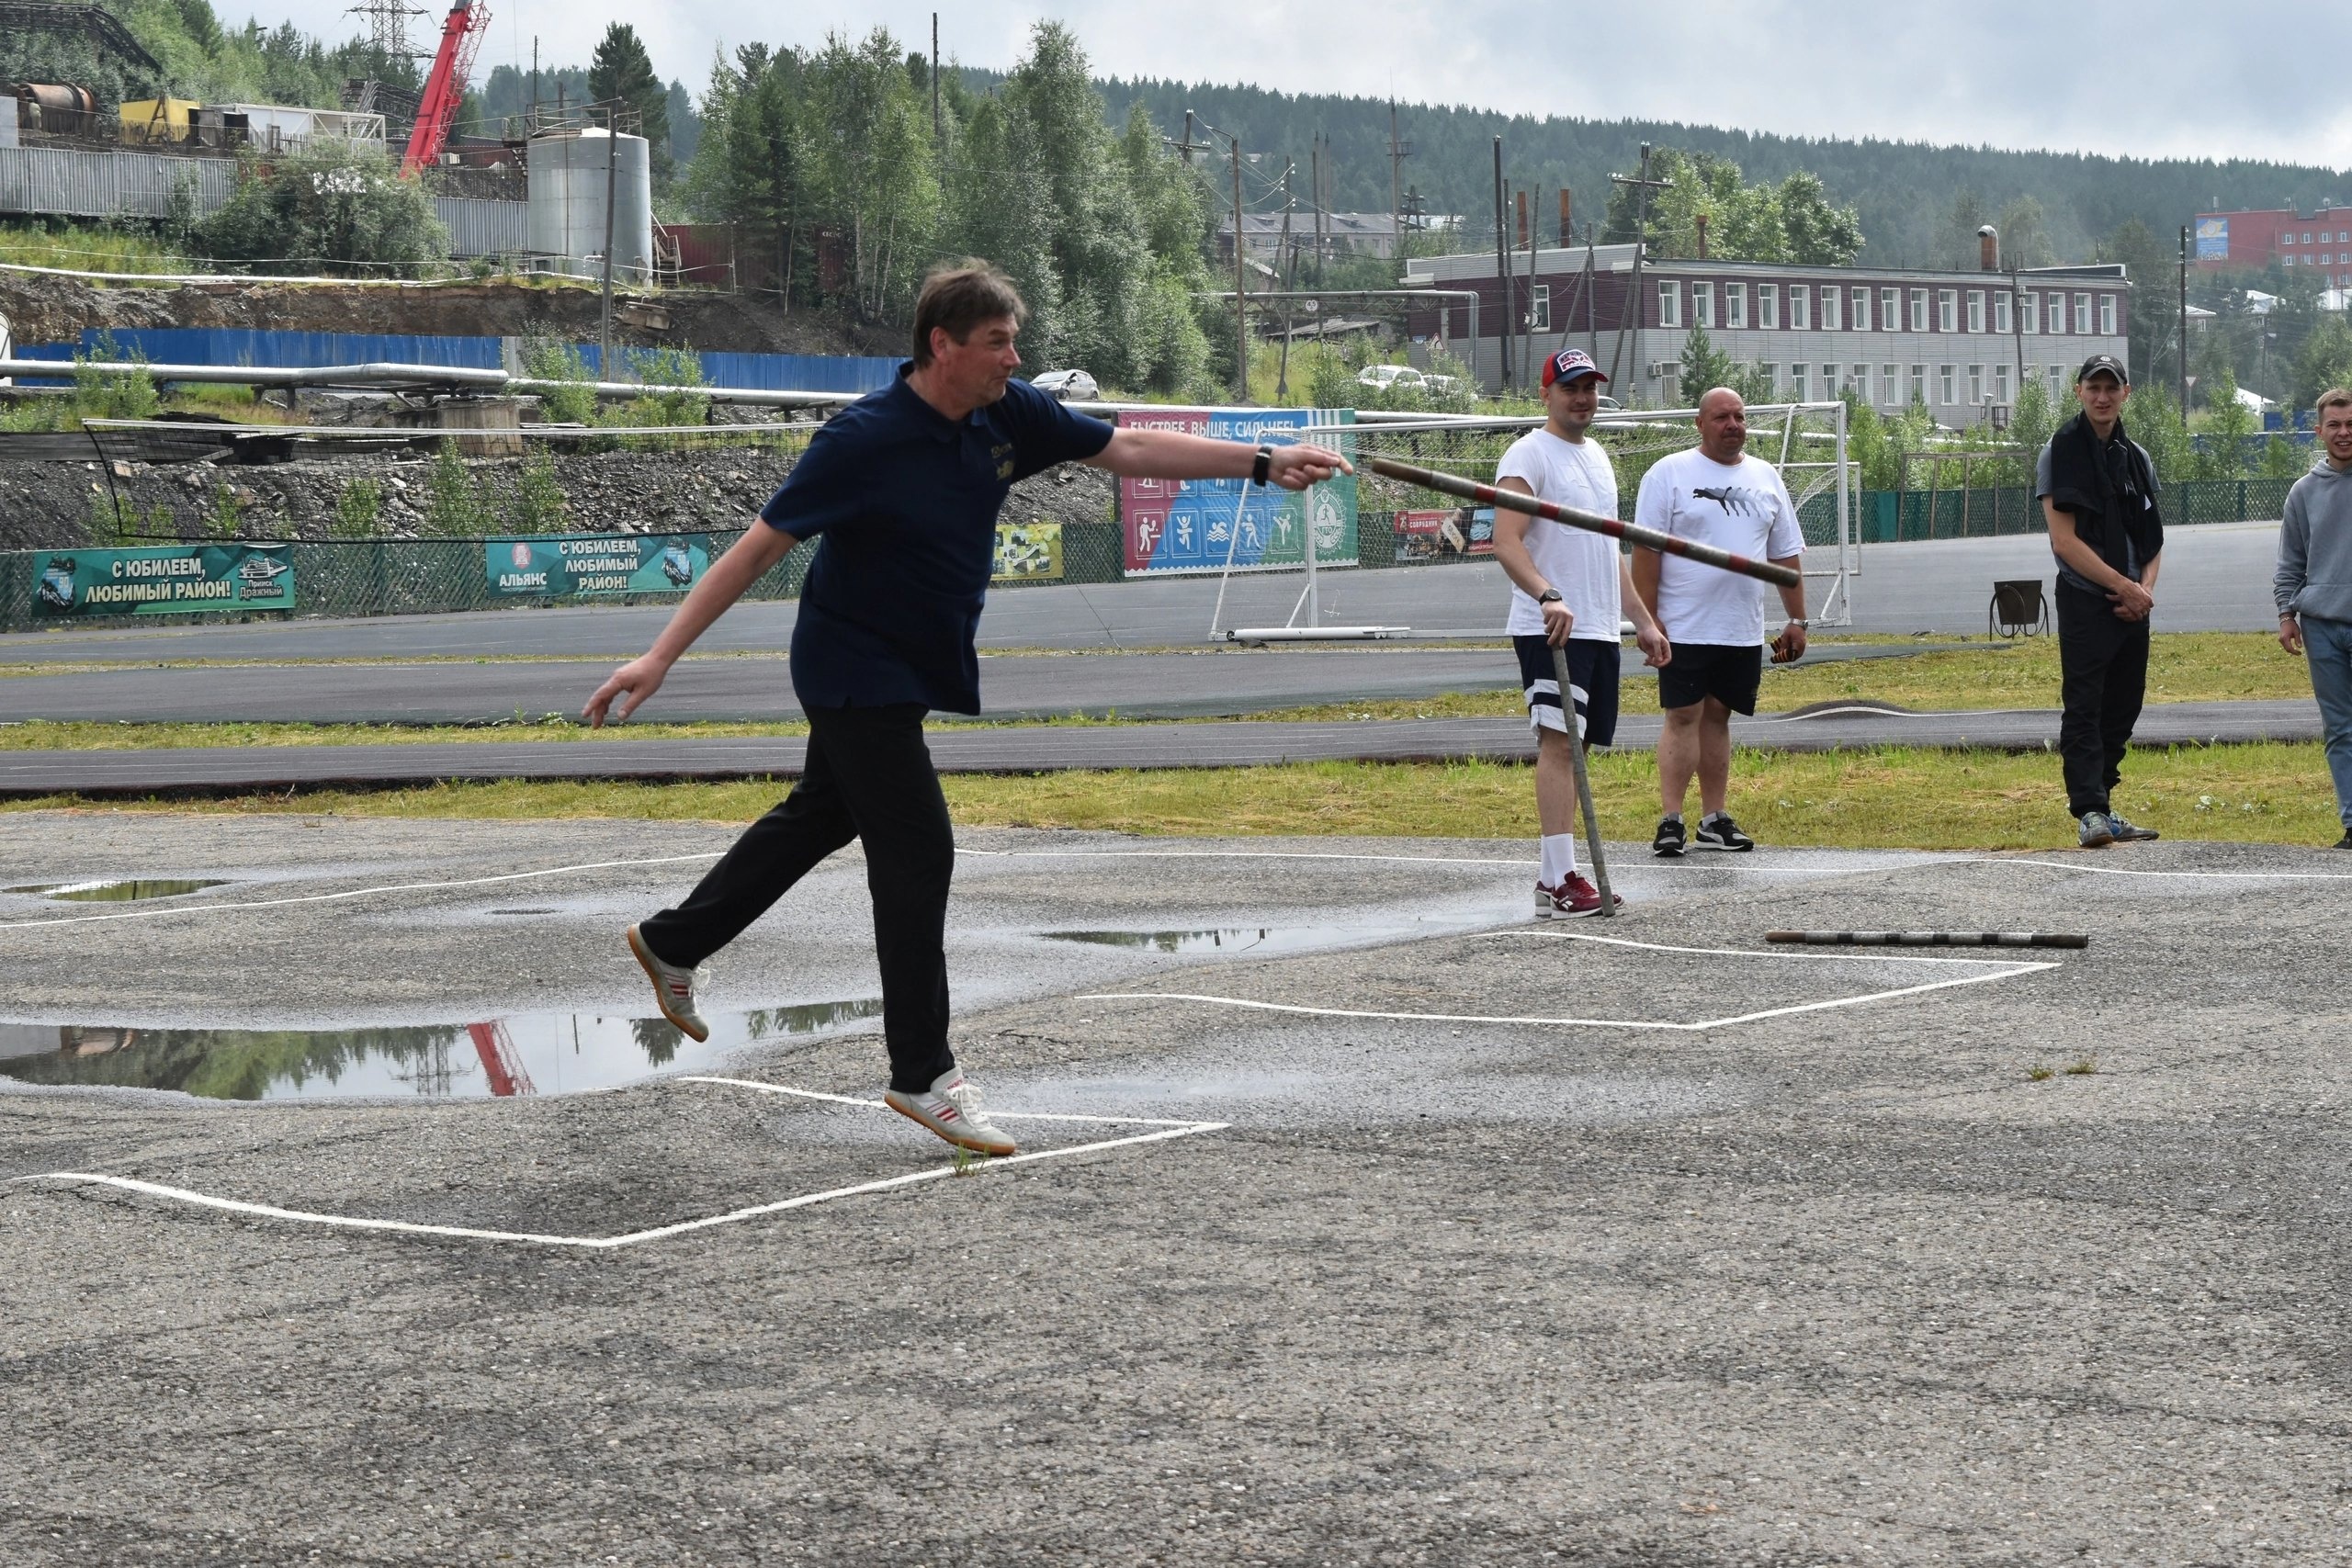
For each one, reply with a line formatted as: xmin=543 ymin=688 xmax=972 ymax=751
xmin=1117 ymin=408 xmax=1356 ymax=576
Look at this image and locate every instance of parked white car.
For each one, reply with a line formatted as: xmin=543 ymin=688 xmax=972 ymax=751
xmin=1356 ymin=364 xmax=1425 ymax=389
xmin=1032 ymin=369 xmax=1099 ymax=401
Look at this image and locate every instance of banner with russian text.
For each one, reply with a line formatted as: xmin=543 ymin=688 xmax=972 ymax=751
xmin=33 ymin=543 xmax=293 ymax=617
xmin=485 ymin=534 xmax=713 ymax=597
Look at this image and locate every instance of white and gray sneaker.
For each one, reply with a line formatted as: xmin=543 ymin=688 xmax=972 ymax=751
xmin=884 ymin=1069 xmax=1019 ymax=1157
xmin=628 ymin=923 xmax=711 ymax=1042
xmin=2077 ymin=811 xmax=2116 ymax=849
xmin=2108 ymin=812 xmax=2160 ymax=841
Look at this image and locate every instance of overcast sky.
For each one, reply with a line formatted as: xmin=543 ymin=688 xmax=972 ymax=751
xmin=271 ymin=0 xmax=2346 ymax=169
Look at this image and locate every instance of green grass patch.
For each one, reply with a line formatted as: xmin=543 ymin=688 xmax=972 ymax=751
xmin=6 ymin=741 xmax=2343 ymax=852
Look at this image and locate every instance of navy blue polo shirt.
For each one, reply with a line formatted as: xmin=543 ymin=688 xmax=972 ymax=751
xmin=759 ymin=365 xmax=1113 ymax=714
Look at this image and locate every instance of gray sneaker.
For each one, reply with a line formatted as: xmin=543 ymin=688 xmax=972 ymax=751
xmin=2108 ymin=812 xmax=2160 ymax=841
xmin=628 ymin=924 xmax=711 ymax=1042
xmin=2077 ymin=811 xmax=2116 ymax=849
xmin=884 ymin=1069 xmax=1019 ymax=1157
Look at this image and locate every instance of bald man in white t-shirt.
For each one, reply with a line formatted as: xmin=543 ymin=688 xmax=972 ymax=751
xmin=1492 ymin=348 xmax=1671 ymax=916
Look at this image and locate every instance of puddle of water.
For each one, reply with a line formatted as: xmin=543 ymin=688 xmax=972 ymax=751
xmin=1045 ymin=924 xmax=1435 ymax=955
xmin=5 ymin=878 xmax=231 ymax=902
xmin=0 ymin=998 xmax=886 ymax=1102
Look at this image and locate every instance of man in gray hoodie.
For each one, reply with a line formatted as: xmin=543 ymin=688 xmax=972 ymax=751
xmin=2275 ymin=388 xmax=2352 ymax=849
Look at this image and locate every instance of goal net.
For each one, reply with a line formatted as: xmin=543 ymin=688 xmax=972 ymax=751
xmin=1211 ymin=401 xmax=1856 ymax=640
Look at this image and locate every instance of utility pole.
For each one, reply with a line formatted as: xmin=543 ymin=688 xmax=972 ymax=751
xmin=1525 ymin=188 xmax=1539 ymax=374
xmin=1182 ymin=109 xmax=1195 ymax=166
xmin=1387 ymin=101 xmax=1410 ymax=281
xmin=1276 ymin=160 xmax=1296 ymax=400
xmin=529 ymin=37 xmax=537 ymax=131
xmin=931 ymin=14 xmax=941 ymax=142
xmin=1310 ymin=133 xmax=1323 ymax=288
xmin=1607 ymin=142 xmax=1668 ymax=398
xmin=1232 ymin=134 xmax=1248 ymax=403
xmin=2178 ymin=223 xmax=2191 ymax=413
xmin=599 ymin=101 xmax=618 ymax=378
xmin=1492 ymin=136 xmax=1511 ymax=391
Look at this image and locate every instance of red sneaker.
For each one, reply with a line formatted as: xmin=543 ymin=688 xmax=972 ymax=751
xmin=1537 ymin=874 xmax=1621 ymax=918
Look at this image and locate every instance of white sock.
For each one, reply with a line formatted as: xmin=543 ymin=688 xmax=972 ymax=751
xmin=1539 ymin=833 xmax=1579 ymax=886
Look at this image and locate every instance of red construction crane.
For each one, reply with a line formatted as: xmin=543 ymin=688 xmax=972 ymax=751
xmin=401 ymin=0 xmax=490 ymax=176
xmin=465 ymin=1021 xmax=537 ymax=1098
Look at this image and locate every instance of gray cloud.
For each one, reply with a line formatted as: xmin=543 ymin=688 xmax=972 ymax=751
xmin=256 ymin=0 xmax=2340 ymax=167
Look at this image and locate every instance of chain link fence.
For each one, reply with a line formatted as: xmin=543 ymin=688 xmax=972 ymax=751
xmin=1858 ymin=479 xmax=2295 ymax=542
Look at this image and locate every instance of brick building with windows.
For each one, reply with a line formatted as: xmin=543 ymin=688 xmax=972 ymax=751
xmin=1402 ymin=243 xmax=2130 ymax=426
xmin=2193 ymin=207 xmax=2352 ymax=286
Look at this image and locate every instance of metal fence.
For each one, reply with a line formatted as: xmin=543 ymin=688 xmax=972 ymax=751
xmin=1856 ymin=479 xmax=2294 ymax=542
xmin=0 ymin=523 xmax=1130 ymax=634
xmin=0 ymin=144 xmax=238 ymax=221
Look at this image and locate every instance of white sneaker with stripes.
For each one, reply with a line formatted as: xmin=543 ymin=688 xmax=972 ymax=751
xmin=884 ymin=1068 xmax=1019 ymax=1157
xmin=628 ymin=923 xmax=710 ymax=1043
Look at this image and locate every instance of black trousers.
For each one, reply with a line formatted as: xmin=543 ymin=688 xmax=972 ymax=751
xmin=2055 ymin=581 xmax=2150 ymax=818
xmin=638 ymin=702 xmax=956 ymax=1092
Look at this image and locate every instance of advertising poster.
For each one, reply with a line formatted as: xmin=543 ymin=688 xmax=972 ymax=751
xmin=33 ymin=543 xmax=293 ymax=617
xmin=1116 ymin=408 xmax=1357 ymax=576
xmin=2195 ymin=217 xmax=2230 ymax=261
xmin=485 ymin=534 xmax=712 ymax=597
xmin=992 ymin=522 xmax=1064 ymax=582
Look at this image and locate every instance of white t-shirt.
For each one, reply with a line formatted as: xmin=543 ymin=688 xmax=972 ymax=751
xmin=1495 ymin=428 xmax=1621 ymax=639
xmin=1632 ymin=447 xmax=1805 ymax=647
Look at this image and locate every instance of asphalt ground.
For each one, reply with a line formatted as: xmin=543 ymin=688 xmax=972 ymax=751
xmin=5 ymin=814 xmax=2351 ymax=1564
xmin=0 ymin=697 xmax=2326 ymax=797
xmin=0 ymin=523 xmax=2285 ymax=671
xmin=0 ymin=643 xmax=1986 ymax=727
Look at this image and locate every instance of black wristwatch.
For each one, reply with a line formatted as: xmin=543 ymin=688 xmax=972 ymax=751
xmin=1536 ymin=589 xmax=1563 ymax=604
xmin=1250 ymin=445 xmax=1272 ymax=486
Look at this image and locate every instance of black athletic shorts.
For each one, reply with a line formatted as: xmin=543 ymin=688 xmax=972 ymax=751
xmin=1513 ymin=635 xmax=1620 ymax=745
xmin=1656 ymin=640 xmax=1763 ymax=715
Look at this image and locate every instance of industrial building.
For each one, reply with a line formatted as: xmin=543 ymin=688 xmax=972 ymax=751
xmin=1405 ymin=234 xmax=2132 ymax=424
xmin=2194 ymin=206 xmax=2352 ymax=286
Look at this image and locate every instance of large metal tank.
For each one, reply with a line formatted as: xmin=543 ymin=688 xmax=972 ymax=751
xmin=526 ymin=127 xmax=653 ymax=285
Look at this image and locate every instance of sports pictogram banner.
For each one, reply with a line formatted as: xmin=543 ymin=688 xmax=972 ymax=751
xmin=1116 ymin=407 xmax=1357 ymax=576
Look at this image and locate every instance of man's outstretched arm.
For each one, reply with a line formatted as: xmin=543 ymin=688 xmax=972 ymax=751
xmin=1085 ymin=428 xmax=1351 ymax=491
xmin=583 ymin=521 xmax=800 ymax=726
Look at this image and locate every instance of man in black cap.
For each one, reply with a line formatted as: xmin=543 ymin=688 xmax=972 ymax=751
xmin=2036 ymin=353 xmax=2164 ymax=848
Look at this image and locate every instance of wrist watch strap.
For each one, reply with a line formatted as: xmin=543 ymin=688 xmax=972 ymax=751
xmin=1250 ymin=445 xmax=1272 ymax=485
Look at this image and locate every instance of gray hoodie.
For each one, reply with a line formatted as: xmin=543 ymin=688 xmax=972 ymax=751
xmin=2275 ymin=457 xmax=2352 ymax=622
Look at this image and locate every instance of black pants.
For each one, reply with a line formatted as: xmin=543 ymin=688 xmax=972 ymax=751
xmin=638 ymin=703 xmax=956 ymax=1092
xmin=2055 ymin=581 xmax=2150 ymax=818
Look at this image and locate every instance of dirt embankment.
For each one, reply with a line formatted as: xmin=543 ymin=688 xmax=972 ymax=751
xmin=0 ymin=445 xmax=1116 ymax=551
xmin=0 ymin=271 xmax=907 ymax=359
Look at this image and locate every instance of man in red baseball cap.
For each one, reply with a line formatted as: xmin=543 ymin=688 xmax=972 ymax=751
xmin=1490 ymin=348 xmax=1671 ymax=915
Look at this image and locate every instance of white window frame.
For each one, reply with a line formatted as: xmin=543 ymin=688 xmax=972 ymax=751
xmin=1758 ymin=284 xmax=1779 ymax=329
xmin=1968 ymin=364 xmax=1984 ymax=404
xmin=1657 ymin=278 xmax=1681 ymax=327
xmin=1692 ymin=280 xmax=1715 ymax=329
xmin=1994 ymin=292 xmax=2013 ymax=334
xmin=1909 ymin=289 xmax=1929 ymax=332
xmin=1790 ymin=284 xmax=1811 ymax=331
xmin=1910 ymin=364 xmax=1927 ymax=403
xmin=1791 ymin=363 xmax=1809 ymax=400
xmin=1819 ymin=287 xmax=1841 ymax=331
xmin=2048 ymin=364 xmax=2065 ymax=401
xmin=1725 ymin=281 xmax=1747 ymax=329
xmin=1881 ymin=288 xmax=1900 ymax=333
xmin=2074 ymin=292 xmax=2092 ymax=334
xmin=1852 ymin=287 xmax=1871 ymax=332
xmin=1850 ymin=363 xmax=1869 ymax=399
xmin=1820 ymin=363 xmax=1838 ymax=399
xmin=1995 ymin=363 xmax=2012 ymax=403
xmin=2098 ymin=294 xmax=2116 ymax=335
xmin=1938 ymin=288 xmax=1958 ymax=332
xmin=1938 ymin=365 xmax=1955 ymax=404
xmin=1531 ymin=284 xmax=1551 ymax=333
xmin=1967 ymin=289 xmax=1985 ymax=333
xmin=2020 ymin=291 xmax=2038 ymax=333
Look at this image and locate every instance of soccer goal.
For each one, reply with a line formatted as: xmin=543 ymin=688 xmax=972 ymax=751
xmin=1213 ymin=401 xmax=1856 ymax=640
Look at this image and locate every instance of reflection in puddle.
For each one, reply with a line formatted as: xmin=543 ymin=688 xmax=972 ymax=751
xmin=1046 ymin=925 xmax=1428 ymax=955
xmin=0 ymin=998 xmax=886 ymax=1101
xmin=5 ymin=878 xmax=231 ymax=902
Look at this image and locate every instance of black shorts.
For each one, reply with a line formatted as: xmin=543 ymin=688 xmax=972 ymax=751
xmin=1657 ymin=641 xmax=1763 ymax=715
xmin=1513 ymin=635 xmax=1620 ymax=745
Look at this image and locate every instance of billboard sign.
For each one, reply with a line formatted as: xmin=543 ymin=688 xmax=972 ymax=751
xmin=2196 ymin=217 xmax=2230 ymax=261
xmin=485 ymin=534 xmax=712 ymax=597
xmin=992 ymin=521 xmax=1063 ymax=582
xmin=32 ymin=543 xmax=293 ymax=617
xmin=1116 ymin=408 xmax=1357 ymax=576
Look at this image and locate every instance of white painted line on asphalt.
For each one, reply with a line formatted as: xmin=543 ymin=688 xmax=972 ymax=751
xmin=10 ymin=1080 xmax=1226 ymax=1248
xmin=2003 ymin=856 xmax=2352 ymax=881
xmin=680 ymin=1075 xmax=1221 ymax=1128
xmin=962 ymin=847 xmax=1536 ymax=866
xmin=1491 ymin=929 xmax=2038 ymax=966
xmin=0 ymin=852 xmax=725 ymax=931
xmin=1081 ymin=945 xmax=2054 ymax=1032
